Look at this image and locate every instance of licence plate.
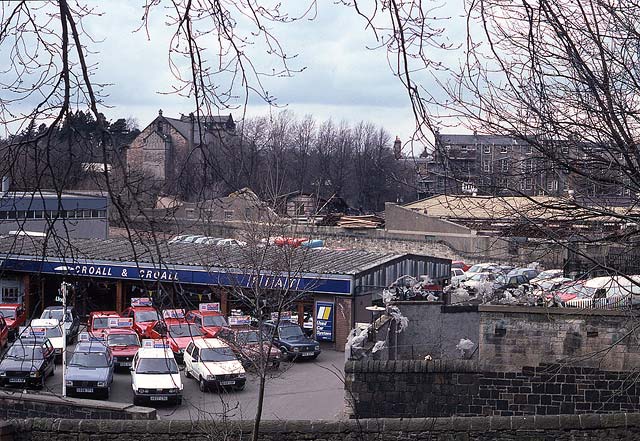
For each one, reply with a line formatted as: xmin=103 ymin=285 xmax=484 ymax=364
xmin=219 ymin=380 xmax=235 ymax=386
xmin=119 ymin=361 xmax=131 ymax=367
xmin=150 ymin=396 xmax=168 ymax=401
xmin=9 ymin=378 xmax=25 ymax=383
xmin=76 ymin=388 xmax=94 ymax=393
xmin=302 ymin=352 xmax=314 ymax=356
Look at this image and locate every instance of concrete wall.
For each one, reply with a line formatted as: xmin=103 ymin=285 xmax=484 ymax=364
xmin=345 ymin=359 xmax=640 ymax=419
xmin=385 ymin=202 xmax=474 ymax=235
xmin=479 ymin=306 xmax=640 ymax=372
xmin=394 ymin=301 xmax=479 ymax=360
xmin=0 ymin=391 xmax=155 ymax=420
xmin=8 ymin=414 xmax=640 ymax=441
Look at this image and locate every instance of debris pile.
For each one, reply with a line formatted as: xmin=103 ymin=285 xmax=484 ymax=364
xmin=337 ymin=215 xmax=384 ymax=229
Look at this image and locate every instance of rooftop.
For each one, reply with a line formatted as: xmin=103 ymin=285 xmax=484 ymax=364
xmin=403 ymin=195 xmax=639 ymax=223
xmin=0 ymin=235 xmax=440 ymax=276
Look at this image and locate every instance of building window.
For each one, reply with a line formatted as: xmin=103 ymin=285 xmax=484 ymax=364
xmin=524 ymin=178 xmax=533 ymax=190
xmin=500 ymin=159 xmax=509 ymax=172
xmin=500 ymin=145 xmax=508 ymax=154
xmin=561 ymin=145 xmax=569 ymax=154
xmin=547 ymin=179 xmax=558 ymax=191
xmin=483 ymin=160 xmax=491 ymax=173
xmin=2 ymin=287 xmax=20 ymax=303
xmin=461 ymin=145 xmax=467 ymax=151
xmin=483 ymin=145 xmax=491 ymax=154
xmin=526 ymin=145 xmax=533 ymax=154
xmin=525 ymin=159 xmax=534 ymax=173
xmin=224 ymin=210 xmax=234 ymax=220
xmin=185 ymin=209 xmax=196 ymax=220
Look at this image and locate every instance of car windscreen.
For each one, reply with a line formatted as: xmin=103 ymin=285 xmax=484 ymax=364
xmin=237 ymin=330 xmax=263 ymax=344
xmin=469 ymin=273 xmax=487 ymax=282
xmin=0 ymin=308 xmax=16 ymax=319
xmin=200 ymin=346 xmax=237 ymax=362
xmin=43 ymin=326 xmax=62 ymax=338
xmin=279 ymin=324 xmax=304 ymax=339
xmin=169 ymin=324 xmax=202 ymax=337
xmin=467 ymin=265 xmax=483 ymax=273
xmin=41 ymin=310 xmax=72 ymax=322
xmin=69 ymin=351 xmax=109 ymax=368
xmin=6 ymin=345 xmax=43 ymax=360
xmin=92 ymin=317 xmax=111 ymax=329
xmin=108 ymin=334 xmax=140 ymax=347
xmin=135 ymin=311 xmax=159 ymax=322
xmin=136 ymin=357 xmax=179 ymax=374
xmin=202 ymin=315 xmax=227 ymax=327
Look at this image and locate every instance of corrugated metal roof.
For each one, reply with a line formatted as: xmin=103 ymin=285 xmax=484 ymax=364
xmin=0 ymin=235 xmax=414 ymax=276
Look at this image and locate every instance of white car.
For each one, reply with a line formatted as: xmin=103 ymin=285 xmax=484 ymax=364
xmin=184 ymin=338 xmax=246 ymax=392
xmin=131 ymin=344 xmax=183 ymax=405
xmin=464 ymin=263 xmax=498 ymax=276
xmin=451 ymin=268 xmax=467 ymax=286
xmin=27 ymin=319 xmax=64 ymax=362
xmin=564 ymin=275 xmax=640 ymax=309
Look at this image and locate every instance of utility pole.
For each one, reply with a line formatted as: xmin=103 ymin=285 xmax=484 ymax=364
xmin=60 ymin=282 xmax=70 ymax=397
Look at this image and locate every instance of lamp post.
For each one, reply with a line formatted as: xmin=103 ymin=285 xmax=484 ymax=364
xmin=60 ymin=281 xmax=70 ymax=397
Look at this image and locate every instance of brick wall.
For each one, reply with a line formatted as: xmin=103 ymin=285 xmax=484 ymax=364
xmin=8 ymin=414 xmax=640 ymax=441
xmin=479 ymin=305 xmax=640 ymax=371
xmin=345 ymin=359 xmax=640 ymax=419
xmin=0 ymin=391 xmax=155 ymax=420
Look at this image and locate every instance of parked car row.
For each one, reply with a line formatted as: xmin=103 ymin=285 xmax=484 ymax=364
xmin=168 ymin=235 xmax=247 ymax=246
xmin=0 ymin=299 xmax=321 ymax=406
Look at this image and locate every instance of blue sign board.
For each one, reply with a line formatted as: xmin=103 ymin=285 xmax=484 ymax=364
xmin=315 ymin=301 xmax=334 ymax=342
xmin=0 ymin=258 xmax=353 ymax=296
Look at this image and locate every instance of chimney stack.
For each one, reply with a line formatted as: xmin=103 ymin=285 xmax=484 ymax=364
xmin=393 ymin=136 xmax=402 ymax=160
xmin=2 ymin=176 xmax=10 ymax=194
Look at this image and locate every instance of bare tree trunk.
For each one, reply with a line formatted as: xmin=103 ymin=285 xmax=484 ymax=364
xmin=252 ymin=371 xmax=267 ymax=441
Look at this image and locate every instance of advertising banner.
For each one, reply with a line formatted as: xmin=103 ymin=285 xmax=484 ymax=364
xmin=315 ymin=301 xmax=334 ymax=342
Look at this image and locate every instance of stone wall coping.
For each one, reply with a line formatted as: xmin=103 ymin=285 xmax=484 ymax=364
xmin=479 ymin=305 xmax=639 ymax=317
xmin=345 ymin=359 xmax=480 ymax=374
xmin=11 ymin=413 xmax=639 ymax=434
xmin=0 ymin=390 xmax=156 ymax=419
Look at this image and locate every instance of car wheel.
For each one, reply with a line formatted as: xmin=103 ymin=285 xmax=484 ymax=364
xmin=104 ymin=387 xmax=111 ymax=400
xmin=235 ymin=384 xmax=245 ymax=391
xmin=185 ymin=367 xmax=192 ymax=379
xmin=38 ymin=376 xmax=45 ymax=390
xmin=133 ymin=396 xmax=143 ymax=406
xmin=49 ymin=365 xmax=55 ymax=377
xmin=272 ymin=361 xmax=280 ymax=370
xmin=199 ymin=377 xmax=207 ymax=393
xmin=176 ymin=397 xmax=182 ymax=405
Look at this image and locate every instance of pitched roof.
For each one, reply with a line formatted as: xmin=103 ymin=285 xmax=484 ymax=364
xmin=163 ymin=115 xmax=234 ymax=145
xmin=0 ymin=235 xmax=434 ymax=276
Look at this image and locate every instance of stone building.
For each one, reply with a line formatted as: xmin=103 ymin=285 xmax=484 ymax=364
xmin=126 ymin=110 xmax=236 ymax=199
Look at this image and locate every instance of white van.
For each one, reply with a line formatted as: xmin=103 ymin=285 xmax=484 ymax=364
xmin=130 ymin=342 xmax=183 ymax=405
xmin=184 ymin=338 xmax=246 ymax=392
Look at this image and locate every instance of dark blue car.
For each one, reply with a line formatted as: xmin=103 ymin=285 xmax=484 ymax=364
xmin=65 ymin=341 xmax=114 ymax=399
xmin=261 ymin=320 xmax=320 ymax=361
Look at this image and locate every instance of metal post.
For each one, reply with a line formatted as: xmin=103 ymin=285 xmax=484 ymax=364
xmin=61 ymin=282 xmax=68 ymax=397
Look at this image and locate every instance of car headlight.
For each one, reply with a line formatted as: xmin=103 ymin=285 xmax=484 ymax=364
xmin=167 ymin=388 xmax=178 ymax=394
xmin=30 ymin=371 xmax=41 ymax=378
xmin=97 ymin=381 xmax=106 ymax=387
xmin=54 ymin=348 xmax=62 ymax=354
xmin=137 ymin=388 xmax=148 ymax=394
xmin=237 ymin=373 xmax=246 ymax=379
xmin=315 ymin=345 xmax=320 ymax=351
xmin=0 ymin=372 xmax=6 ymax=377
xmin=207 ymin=374 xmax=215 ymax=380
xmin=178 ymin=349 xmax=184 ymax=354
xmin=66 ymin=380 xmax=73 ymax=386
xmin=293 ymin=347 xmax=299 ymax=352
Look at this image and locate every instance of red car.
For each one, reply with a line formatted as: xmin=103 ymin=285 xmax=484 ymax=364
xmin=0 ymin=316 xmax=8 ymax=349
xmin=121 ymin=300 xmax=160 ymax=337
xmin=452 ymin=260 xmax=471 ymax=272
xmin=186 ymin=305 xmax=228 ymax=338
xmin=104 ymin=327 xmax=141 ymax=369
xmin=217 ymin=325 xmax=281 ymax=370
xmin=143 ymin=318 xmax=203 ymax=362
xmin=87 ymin=310 xmax=120 ymax=339
xmin=0 ymin=304 xmax=26 ymax=341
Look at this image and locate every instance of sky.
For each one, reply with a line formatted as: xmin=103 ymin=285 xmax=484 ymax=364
xmin=78 ymin=1 xmax=421 ymax=150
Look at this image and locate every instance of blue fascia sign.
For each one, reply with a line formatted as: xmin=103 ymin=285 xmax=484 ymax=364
xmin=315 ymin=301 xmax=334 ymax=342
xmin=0 ymin=258 xmax=353 ymax=296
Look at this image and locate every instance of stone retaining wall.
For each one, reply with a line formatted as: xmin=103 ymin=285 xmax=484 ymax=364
xmin=0 ymin=390 xmax=155 ymax=420
xmin=6 ymin=414 xmax=640 ymax=441
xmin=345 ymin=359 xmax=640 ymax=419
